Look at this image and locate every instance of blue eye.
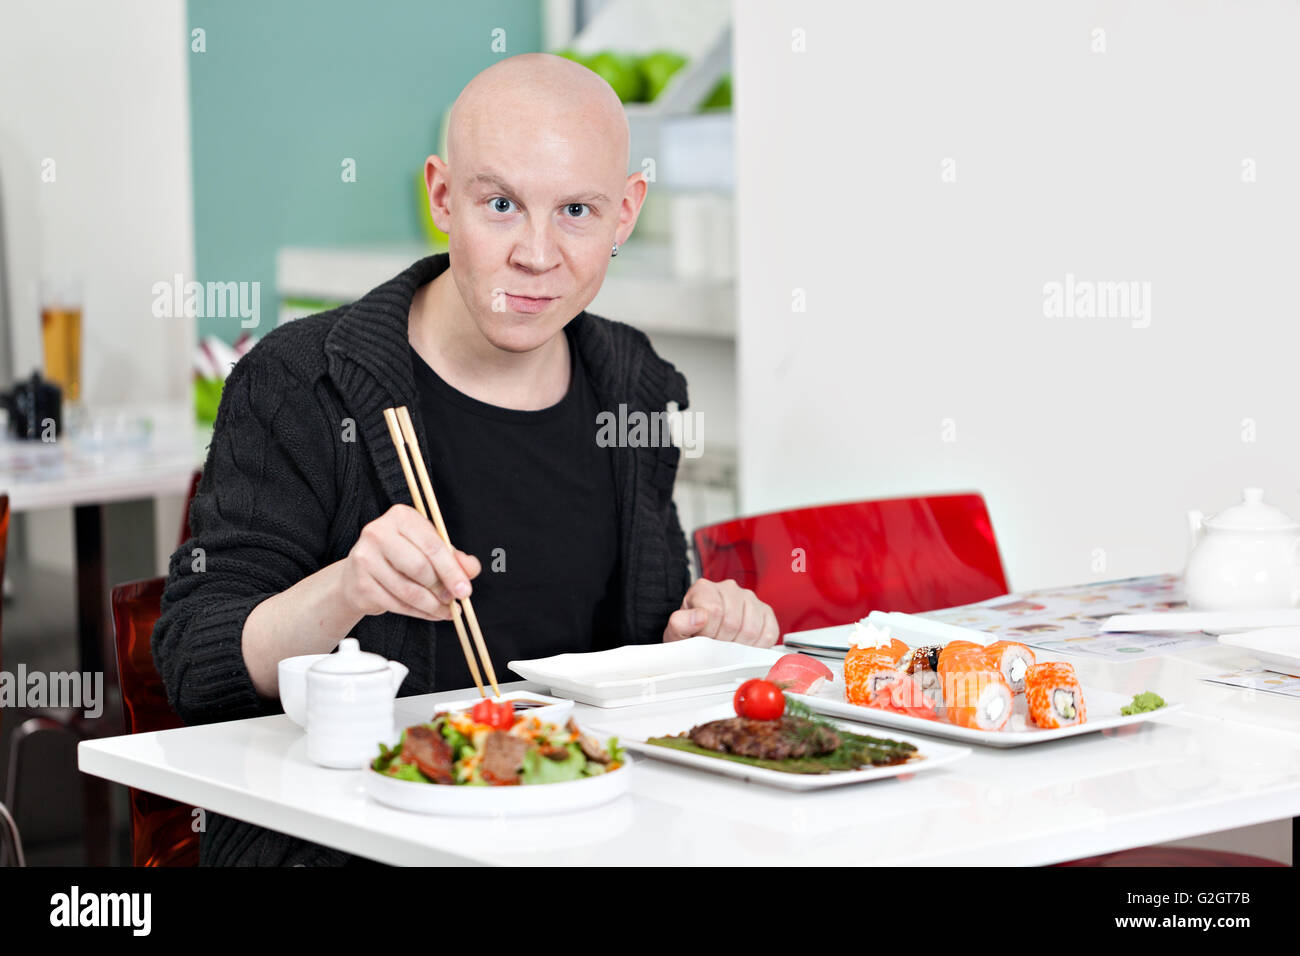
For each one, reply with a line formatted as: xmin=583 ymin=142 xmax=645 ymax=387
xmin=490 ymin=197 xmax=516 ymax=214
xmin=563 ymin=203 xmax=591 ymax=219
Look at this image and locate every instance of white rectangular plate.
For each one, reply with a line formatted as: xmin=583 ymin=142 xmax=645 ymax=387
xmin=585 ymin=702 xmax=969 ymax=790
xmin=789 ymin=687 xmax=1181 ymax=748
xmin=1217 ymin=626 xmax=1300 ymax=676
xmin=509 ymin=638 xmax=781 ymax=707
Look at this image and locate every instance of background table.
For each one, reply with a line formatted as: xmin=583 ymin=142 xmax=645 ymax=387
xmin=0 ymin=406 xmax=206 ymax=676
xmin=0 ymin=404 xmax=206 ymax=864
xmin=79 ymin=640 xmax=1300 ymax=866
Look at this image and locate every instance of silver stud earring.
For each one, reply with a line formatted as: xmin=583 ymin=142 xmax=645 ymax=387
xmin=610 ymin=243 xmax=619 ymax=258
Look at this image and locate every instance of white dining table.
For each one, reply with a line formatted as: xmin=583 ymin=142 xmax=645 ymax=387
xmin=78 ymin=638 xmax=1299 ymax=866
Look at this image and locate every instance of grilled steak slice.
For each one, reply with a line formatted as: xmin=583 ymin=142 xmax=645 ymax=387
xmin=402 ymin=725 xmax=454 ymax=784
xmin=570 ymin=719 xmax=610 ymax=764
xmin=688 ymin=716 xmax=840 ymax=760
xmin=480 ymin=731 xmax=531 ymax=784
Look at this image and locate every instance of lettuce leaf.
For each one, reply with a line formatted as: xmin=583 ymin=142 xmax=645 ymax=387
xmin=520 ymin=744 xmax=587 ymax=785
xmin=385 ymin=760 xmax=430 ymax=783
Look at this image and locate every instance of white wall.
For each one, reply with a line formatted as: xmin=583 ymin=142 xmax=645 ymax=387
xmin=734 ymin=0 xmax=1300 ymax=592
xmin=0 ymin=0 xmax=196 ymax=570
xmin=0 ymin=0 xmax=195 ymax=406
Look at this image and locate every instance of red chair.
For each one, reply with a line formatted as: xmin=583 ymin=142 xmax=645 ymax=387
xmin=111 ymin=577 xmax=199 ymax=866
xmin=0 ymin=493 xmax=27 ymax=866
xmin=107 ymin=471 xmax=202 ymax=866
xmin=693 ymin=493 xmax=1010 ymax=635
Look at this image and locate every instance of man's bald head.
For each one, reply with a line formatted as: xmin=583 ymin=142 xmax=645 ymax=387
xmin=421 ymin=53 xmax=647 ymax=356
xmin=445 ymin=53 xmax=630 ymax=177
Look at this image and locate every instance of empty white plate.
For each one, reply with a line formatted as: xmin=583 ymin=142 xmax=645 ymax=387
xmin=509 ymin=638 xmax=782 ymax=707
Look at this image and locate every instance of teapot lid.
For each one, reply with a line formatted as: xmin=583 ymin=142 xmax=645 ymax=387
xmin=1205 ymin=488 xmax=1300 ymax=531
xmin=309 ymin=638 xmax=388 ymax=675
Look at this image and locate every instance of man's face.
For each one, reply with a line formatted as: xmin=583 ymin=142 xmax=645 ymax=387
xmin=427 ymin=112 xmax=642 ymax=354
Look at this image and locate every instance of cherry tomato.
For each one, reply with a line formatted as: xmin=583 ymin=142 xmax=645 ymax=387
xmin=734 ymin=679 xmax=785 ymax=721
xmin=470 ymin=698 xmax=515 ymax=730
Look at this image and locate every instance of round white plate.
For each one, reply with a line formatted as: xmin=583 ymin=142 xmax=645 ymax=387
xmin=363 ymin=758 xmax=632 ymax=816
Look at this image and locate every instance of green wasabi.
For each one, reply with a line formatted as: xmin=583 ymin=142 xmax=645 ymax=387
xmin=1121 ymin=691 xmax=1166 ymax=716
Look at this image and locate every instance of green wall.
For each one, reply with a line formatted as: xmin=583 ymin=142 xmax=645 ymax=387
xmin=187 ymin=0 xmax=543 ymax=342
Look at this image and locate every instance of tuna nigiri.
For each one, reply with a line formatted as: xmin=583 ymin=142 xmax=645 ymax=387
xmin=764 ymin=653 xmax=834 ymax=695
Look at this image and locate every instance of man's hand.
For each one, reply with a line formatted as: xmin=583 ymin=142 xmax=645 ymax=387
xmin=663 ymin=578 xmax=779 ymax=647
xmin=339 ymin=504 xmax=482 ymax=621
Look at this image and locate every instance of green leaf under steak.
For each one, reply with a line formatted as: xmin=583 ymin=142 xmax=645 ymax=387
xmin=645 ymin=726 xmax=917 ymax=775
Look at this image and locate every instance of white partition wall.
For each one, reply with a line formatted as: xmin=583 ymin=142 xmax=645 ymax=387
xmin=0 ymin=0 xmax=196 ymax=406
xmin=733 ymin=0 xmax=1300 ymax=591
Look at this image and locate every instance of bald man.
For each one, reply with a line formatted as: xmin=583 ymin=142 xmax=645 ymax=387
xmin=153 ymin=54 xmax=777 ymax=865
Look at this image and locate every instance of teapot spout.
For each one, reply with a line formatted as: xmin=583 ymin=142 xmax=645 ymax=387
xmin=1187 ymin=510 xmax=1205 ymax=551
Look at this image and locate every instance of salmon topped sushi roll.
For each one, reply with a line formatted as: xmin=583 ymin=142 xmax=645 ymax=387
xmin=940 ymin=664 xmax=1013 ymax=731
xmin=937 ymin=642 xmax=985 ymax=675
xmin=883 ymin=636 xmax=911 ymax=666
xmin=1025 ymin=661 xmax=1086 ymax=728
xmin=982 ymin=641 xmax=1036 ymax=695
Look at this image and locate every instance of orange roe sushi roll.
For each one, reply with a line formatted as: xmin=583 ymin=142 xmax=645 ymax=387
xmin=1025 ymin=661 xmax=1086 ymax=728
xmin=843 ymin=646 xmax=904 ymax=706
xmin=982 ymin=641 xmax=1036 ymax=695
xmin=941 ymin=664 xmax=1013 ymax=731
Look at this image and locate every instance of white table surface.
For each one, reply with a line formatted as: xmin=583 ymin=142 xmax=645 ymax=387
xmin=79 ymin=639 xmax=1300 ymax=866
xmin=0 ymin=404 xmax=207 ymax=511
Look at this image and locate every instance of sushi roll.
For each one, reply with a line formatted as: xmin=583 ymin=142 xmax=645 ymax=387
xmin=982 ymin=641 xmax=1037 ymax=695
xmin=903 ymin=644 xmax=946 ymax=708
xmin=883 ymin=636 xmax=911 ymax=666
xmin=843 ymin=646 xmax=903 ymax=706
xmin=1025 ymin=661 xmax=1087 ymax=728
xmin=941 ymin=662 xmax=1013 ymax=731
xmin=937 ymin=641 xmax=985 ymax=674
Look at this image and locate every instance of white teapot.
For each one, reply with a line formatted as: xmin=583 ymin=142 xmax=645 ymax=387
xmin=278 ymin=638 xmax=409 ymax=769
xmin=1185 ymin=488 xmax=1300 ymax=611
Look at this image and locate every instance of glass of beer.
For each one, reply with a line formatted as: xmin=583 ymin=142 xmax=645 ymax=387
xmin=40 ymin=278 xmax=83 ymax=404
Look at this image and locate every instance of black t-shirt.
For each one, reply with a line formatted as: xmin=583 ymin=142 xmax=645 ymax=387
xmin=409 ymin=324 xmax=620 ymax=692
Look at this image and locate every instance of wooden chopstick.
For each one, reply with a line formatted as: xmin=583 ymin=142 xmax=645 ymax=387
xmin=381 ymin=406 xmax=499 ymax=697
xmin=381 ymin=408 xmax=487 ymax=696
xmin=393 ymin=406 xmax=501 ymax=696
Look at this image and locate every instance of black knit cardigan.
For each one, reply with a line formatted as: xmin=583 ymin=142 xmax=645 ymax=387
xmin=152 ymin=252 xmax=691 ymax=865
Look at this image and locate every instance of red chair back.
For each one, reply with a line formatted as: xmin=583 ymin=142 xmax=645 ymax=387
xmin=178 ymin=469 xmax=201 ymax=547
xmin=111 ymin=577 xmax=199 ymax=867
xmin=693 ymin=493 xmax=1009 ymax=636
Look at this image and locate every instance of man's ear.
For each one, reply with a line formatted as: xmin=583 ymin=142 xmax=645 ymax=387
xmin=425 ymin=155 xmax=452 ymax=233
xmin=615 ymin=170 xmax=649 ymax=246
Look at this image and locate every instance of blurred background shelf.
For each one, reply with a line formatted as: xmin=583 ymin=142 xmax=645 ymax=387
xmin=277 ymin=240 xmax=734 ymax=341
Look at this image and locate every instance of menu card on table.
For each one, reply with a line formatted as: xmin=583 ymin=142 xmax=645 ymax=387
xmin=920 ymin=573 xmax=1219 ymax=662
xmin=1201 ymin=667 xmax=1300 ymax=699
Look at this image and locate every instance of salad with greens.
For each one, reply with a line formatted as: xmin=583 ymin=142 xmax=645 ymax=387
xmin=372 ymin=698 xmax=624 ymax=787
